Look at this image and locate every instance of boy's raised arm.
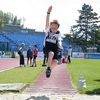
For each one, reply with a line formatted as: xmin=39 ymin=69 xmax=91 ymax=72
xmin=45 ymin=6 xmax=52 ymax=30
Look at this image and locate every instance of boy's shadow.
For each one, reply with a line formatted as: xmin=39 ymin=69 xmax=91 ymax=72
xmin=94 ymin=79 xmax=100 ymax=82
xmin=26 ymin=95 xmax=50 ymax=100
xmin=86 ymin=79 xmax=100 ymax=95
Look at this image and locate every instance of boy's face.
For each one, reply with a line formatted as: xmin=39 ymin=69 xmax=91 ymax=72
xmin=50 ymin=23 xmax=58 ymax=33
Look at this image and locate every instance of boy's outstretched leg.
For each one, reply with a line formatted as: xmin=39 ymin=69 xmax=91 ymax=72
xmin=46 ymin=51 xmax=54 ymax=78
xmin=46 ymin=67 xmax=51 ymax=78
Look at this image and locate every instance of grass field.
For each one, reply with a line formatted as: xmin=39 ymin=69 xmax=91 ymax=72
xmin=0 ymin=58 xmax=100 ymax=94
xmin=0 ymin=60 xmax=44 ymax=84
xmin=68 ymin=58 xmax=100 ymax=94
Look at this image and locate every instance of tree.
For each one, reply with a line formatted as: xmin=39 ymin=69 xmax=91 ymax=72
xmin=12 ymin=16 xmax=18 ymax=25
xmin=0 ymin=10 xmax=24 ymax=26
xmin=70 ymin=3 xmax=100 ymax=51
xmin=0 ymin=11 xmax=13 ymax=24
xmin=95 ymin=29 xmax=100 ymax=45
xmin=0 ymin=19 xmax=3 ymax=29
xmin=0 ymin=11 xmax=4 ymax=28
xmin=64 ymin=34 xmax=72 ymax=43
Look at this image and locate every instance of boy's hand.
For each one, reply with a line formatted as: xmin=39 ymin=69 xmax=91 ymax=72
xmin=47 ymin=6 xmax=52 ymax=13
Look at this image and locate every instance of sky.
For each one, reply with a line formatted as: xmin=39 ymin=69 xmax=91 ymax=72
xmin=0 ymin=0 xmax=100 ymax=35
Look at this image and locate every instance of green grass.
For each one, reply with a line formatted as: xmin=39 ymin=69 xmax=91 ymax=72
xmin=68 ymin=58 xmax=100 ymax=94
xmin=0 ymin=60 xmax=44 ymax=84
xmin=5 ymin=51 xmax=12 ymax=56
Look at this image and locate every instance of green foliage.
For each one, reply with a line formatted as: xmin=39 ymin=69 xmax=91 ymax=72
xmin=0 ymin=19 xmax=4 ymax=28
xmin=64 ymin=34 xmax=73 ymax=43
xmin=70 ymin=3 xmax=100 ymax=51
xmin=68 ymin=58 xmax=100 ymax=94
xmin=12 ymin=16 xmax=21 ymax=25
xmin=95 ymin=30 xmax=100 ymax=45
xmin=0 ymin=10 xmax=24 ymax=27
xmin=5 ymin=51 xmax=12 ymax=56
xmin=0 ymin=11 xmax=3 ymax=28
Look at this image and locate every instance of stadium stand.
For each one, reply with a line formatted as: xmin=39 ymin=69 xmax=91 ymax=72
xmin=0 ymin=24 xmax=82 ymax=52
xmin=0 ymin=32 xmax=45 ymax=51
xmin=0 ymin=34 xmax=9 ymax=42
xmin=0 ymin=32 xmax=82 ymax=52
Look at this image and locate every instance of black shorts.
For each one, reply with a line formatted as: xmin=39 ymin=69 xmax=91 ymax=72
xmin=27 ymin=56 xmax=32 ymax=60
xmin=43 ymin=47 xmax=58 ymax=60
xmin=33 ymin=55 xmax=37 ymax=60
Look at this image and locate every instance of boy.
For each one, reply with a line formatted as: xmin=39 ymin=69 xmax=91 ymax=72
xmin=44 ymin=6 xmax=61 ymax=78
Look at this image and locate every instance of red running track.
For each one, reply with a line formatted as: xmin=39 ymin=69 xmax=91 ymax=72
xmin=25 ymin=64 xmax=77 ymax=94
xmin=0 ymin=58 xmax=20 ymax=72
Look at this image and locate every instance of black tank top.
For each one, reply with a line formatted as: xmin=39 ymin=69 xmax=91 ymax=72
xmin=45 ymin=29 xmax=60 ymax=50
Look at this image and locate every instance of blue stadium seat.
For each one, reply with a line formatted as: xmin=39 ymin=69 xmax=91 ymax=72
xmin=0 ymin=32 xmax=81 ymax=52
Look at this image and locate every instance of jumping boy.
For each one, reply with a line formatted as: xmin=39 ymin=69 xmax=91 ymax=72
xmin=44 ymin=6 xmax=61 ymax=78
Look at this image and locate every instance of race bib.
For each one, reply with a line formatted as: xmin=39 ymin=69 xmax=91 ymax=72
xmin=46 ymin=33 xmax=58 ymax=44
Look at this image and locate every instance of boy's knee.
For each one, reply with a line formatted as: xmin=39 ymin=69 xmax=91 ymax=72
xmin=48 ymin=51 xmax=54 ymax=57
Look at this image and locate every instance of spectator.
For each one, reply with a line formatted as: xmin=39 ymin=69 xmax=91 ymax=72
xmin=18 ymin=43 xmax=25 ymax=67
xmin=58 ymin=47 xmax=63 ymax=64
xmin=62 ymin=56 xmax=67 ymax=63
xmin=1 ymin=51 xmax=5 ymax=58
xmin=57 ymin=38 xmax=63 ymax=64
xmin=27 ymin=46 xmax=33 ymax=66
xmin=31 ymin=45 xmax=38 ymax=67
xmin=42 ymin=46 xmax=48 ymax=66
xmin=67 ymin=46 xmax=72 ymax=63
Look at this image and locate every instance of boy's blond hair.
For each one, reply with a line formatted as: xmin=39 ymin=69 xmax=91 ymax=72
xmin=50 ymin=20 xmax=60 ymax=28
